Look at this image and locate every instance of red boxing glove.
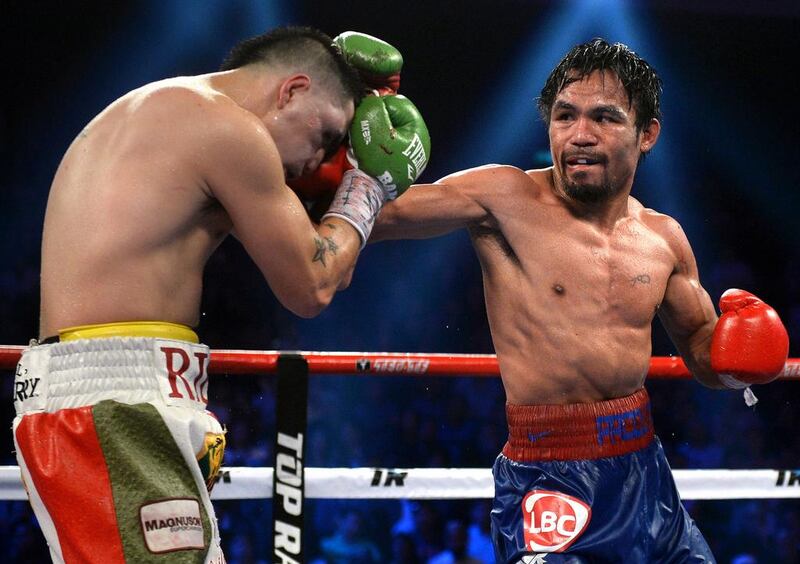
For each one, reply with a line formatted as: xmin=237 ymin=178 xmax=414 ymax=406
xmin=710 ymin=289 xmax=789 ymax=385
xmin=361 ymin=72 xmax=400 ymax=96
xmin=287 ymin=145 xmax=353 ymax=201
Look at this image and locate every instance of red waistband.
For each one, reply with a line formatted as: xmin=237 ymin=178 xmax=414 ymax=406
xmin=502 ymin=388 xmax=654 ymax=462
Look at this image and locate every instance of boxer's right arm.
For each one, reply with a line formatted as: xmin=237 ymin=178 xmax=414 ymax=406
xmin=202 ymin=111 xmax=362 ymax=318
xmin=371 ymin=165 xmax=514 ymax=241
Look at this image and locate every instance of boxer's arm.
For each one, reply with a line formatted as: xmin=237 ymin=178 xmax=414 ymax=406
xmin=656 ymin=219 xmax=723 ymax=388
xmin=371 ymin=165 xmax=513 ymax=241
xmin=203 ymin=115 xmax=361 ymax=318
xmin=370 ymin=181 xmax=486 ymax=241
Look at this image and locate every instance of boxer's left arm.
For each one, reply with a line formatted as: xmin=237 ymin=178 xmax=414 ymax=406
xmin=657 ymin=218 xmax=790 ymax=389
xmin=656 ymin=218 xmax=723 ymax=387
xmin=199 ymin=105 xmax=363 ymax=318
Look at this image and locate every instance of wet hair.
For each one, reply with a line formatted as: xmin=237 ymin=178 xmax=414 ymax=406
xmin=538 ymin=38 xmax=662 ymax=132
xmin=220 ymin=26 xmax=363 ymax=107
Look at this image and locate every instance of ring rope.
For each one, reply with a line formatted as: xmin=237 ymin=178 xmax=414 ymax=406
xmin=4 ymin=347 xmax=797 ymax=507
xmin=1 ymin=346 xmax=799 ymax=379
xmin=1 ymin=466 xmax=797 ymax=501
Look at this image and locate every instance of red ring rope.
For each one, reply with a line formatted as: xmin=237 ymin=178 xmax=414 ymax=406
xmin=0 ymin=345 xmax=798 ymax=379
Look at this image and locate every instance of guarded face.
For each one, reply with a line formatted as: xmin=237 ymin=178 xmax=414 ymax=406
xmin=548 ymin=70 xmax=658 ymax=205
xmin=271 ymin=81 xmax=353 ymax=181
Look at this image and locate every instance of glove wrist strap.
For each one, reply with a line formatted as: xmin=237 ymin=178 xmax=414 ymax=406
xmin=718 ymin=373 xmax=748 ymax=389
xmin=322 ymin=169 xmax=387 ymax=249
xmin=718 ymin=373 xmax=759 ymax=407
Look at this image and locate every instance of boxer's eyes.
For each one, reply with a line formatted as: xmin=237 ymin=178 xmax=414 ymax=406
xmin=321 ymin=129 xmax=345 ymax=161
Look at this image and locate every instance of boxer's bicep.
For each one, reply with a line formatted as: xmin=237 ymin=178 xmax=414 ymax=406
xmin=371 ymin=181 xmax=488 ymax=241
xmin=370 ymin=165 xmax=514 ymax=242
xmin=658 ymin=224 xmax=718 ymax=381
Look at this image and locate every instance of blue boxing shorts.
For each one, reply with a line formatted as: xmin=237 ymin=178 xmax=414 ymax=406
xmin=491 ymin=388 xmax=715 ymax=563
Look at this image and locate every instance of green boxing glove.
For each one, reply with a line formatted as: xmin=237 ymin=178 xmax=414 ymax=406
xmin=321 ymin=95 xmax=430 ymax=248
xmin=334 ymin=31 xmax=403 ymax=94
xmin=349 ymin=94 xmax=431 ymax=199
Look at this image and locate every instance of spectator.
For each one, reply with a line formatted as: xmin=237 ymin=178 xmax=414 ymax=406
xmin=319 ymin=509 xmax=382 ymax=564
xmin=428 ymin=520 xmax=484 ymax=564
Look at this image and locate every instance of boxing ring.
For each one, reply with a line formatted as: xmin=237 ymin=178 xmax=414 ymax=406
xmin=2 ymin=346 xmax=799 ymax=560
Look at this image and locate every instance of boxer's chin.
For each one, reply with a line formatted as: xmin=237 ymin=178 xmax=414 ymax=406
xmin=561 ymin=176 xmax=616 ymax=204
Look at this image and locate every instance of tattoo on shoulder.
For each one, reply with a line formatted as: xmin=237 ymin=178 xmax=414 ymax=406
xmin=312 ymin=236 xmax=339 ymax=267
xmin=630 ymin=274 xmax=651 ymax=287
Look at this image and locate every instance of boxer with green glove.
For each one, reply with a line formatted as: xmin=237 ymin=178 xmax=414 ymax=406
xmin=288 ymin=31 xmax=422 ymax=200
xmin=334 ymin=31 xmax=403 ymax=94
xmin=323 ymin=93 xmax=430 ymax=246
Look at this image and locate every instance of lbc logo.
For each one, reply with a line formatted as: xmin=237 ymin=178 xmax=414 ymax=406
xmin=522 ymin=490 xmax=591 ymax=553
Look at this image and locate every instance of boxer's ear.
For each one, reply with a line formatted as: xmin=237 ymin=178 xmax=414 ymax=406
xmin=639 ymin=118 xmax=660 ymax=154
xmin=277 ymin=74 xmax=311 ymax=109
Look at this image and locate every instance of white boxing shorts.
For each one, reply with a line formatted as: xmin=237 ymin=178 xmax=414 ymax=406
xmin=12 ymin=329 xmax=227 ymax=563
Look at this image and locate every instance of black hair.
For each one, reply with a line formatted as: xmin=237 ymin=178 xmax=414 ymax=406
xmin=220 ymin=26 xmax=363 ymax=106
xmin=538 ymin=38 xmax=662 ymax=132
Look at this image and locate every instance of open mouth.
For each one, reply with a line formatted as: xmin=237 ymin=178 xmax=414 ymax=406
xmin=565 ymin=155 xmax=603 ymax=167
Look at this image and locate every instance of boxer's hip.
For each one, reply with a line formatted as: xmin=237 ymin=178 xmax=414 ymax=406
xmin=14 ymin=321 xmax=210 ymax=415
xmin=12 ymin=322 xmax=226 ymax=562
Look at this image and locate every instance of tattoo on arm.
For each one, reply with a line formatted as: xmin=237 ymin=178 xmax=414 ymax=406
xmin=312 ymin=236 xmax=339 ymax=267
xmin=312 ymin=237 xmax=327 ymax=267
xmin=324 ymin=236 xmax=338 ymax=255
xmin=630 ymin=274 xmax=651 ymax=287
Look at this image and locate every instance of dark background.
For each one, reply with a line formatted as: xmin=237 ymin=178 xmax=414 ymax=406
xmin=2 ymin=1 xmax=799 ymax=562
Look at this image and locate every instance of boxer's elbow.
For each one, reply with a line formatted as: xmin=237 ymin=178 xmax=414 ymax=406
xmin=285 ymin=284 xmax=335 ymax=318
xmin=271 ymin=260 xmax=348 ymax=317
xmin=691 ymin=368 xmax=727 ymax=389
xmin=685 ymin=343 xmax=727 ymax=389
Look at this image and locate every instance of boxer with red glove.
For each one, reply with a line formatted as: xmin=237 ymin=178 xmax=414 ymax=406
xmin=288 ymin=31 xmax=405 ymax=201
xmin=710 ymin=289 xmax=789 ymax=394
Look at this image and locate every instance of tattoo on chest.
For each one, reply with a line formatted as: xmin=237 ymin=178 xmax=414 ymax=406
xmin=629 ymin=273 xmax=651 ymax=287
xmin=312 ymin=236 xmax=339 ymax=267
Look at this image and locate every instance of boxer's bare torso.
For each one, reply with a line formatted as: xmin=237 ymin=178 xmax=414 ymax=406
xmin=466 ymin=167 xmax=697 ymax=403
xmin=373 ymin=70 xmax=720 ymax=404
xmin=40 ymin=71 xmax=355 ymax=338
xmin=375 ymin=166 xmax=717 ymax=404
xmin=40 ymin=77 xmax=230 ymax=337
xmin=476 ymin=168 xmax=676 ymax=403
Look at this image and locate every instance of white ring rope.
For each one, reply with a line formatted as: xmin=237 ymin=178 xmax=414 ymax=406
xmin=1 ymin=466 xmax=797 ymax=502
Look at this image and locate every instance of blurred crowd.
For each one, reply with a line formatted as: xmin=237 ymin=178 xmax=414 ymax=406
xmin=1 ymin=224 xmax=799 ymax=564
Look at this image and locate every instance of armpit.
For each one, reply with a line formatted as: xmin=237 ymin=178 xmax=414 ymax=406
xmin=468 ymin=224 xmax=517 ymax=261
